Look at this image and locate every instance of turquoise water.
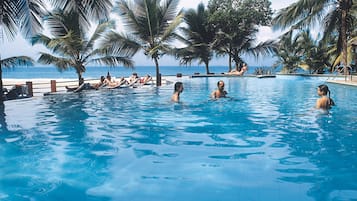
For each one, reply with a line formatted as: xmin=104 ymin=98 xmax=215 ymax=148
xmin=1 ymin=76 xmax=356 ymax=201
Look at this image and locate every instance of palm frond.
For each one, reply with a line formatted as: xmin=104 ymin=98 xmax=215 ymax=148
xmin=90 ymin=56 xmax=134 ymax=68
xmin=85 ymin=20 xmax=115 ymax=53
xmin=247 ymin=40 xmax=277 ymax=58
xmin=115 ymin=0 xmax=143 ymax=36
xmin=0 ymin=0 xmax=19 ymax=40
xmin=161 ymin=11 xmax=183 ymax=42
xmin=37 ymin=53 xmax=71 ymax=70
xmin=272 ymin=0 xmax=326 ymax=30
xmin=98 ymin=31 xmax=141 ymax=57
xmin=17 ymin=0 xmax=47 ymax=38
xmin=47 ymin=0 xmax=112 ymax=25
xmin=1 ymin=56 xmax=34 ymax=68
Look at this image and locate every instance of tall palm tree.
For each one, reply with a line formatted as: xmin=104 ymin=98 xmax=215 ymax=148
xmin=0 ymin=0 xmax=47 ymax=101
xmin=272 ymin=0 xmax=354 ymax=76
xmin=175 ymin=3 xmax=215 ymax=74
xmin=32 ymin=10 xmax=136 ymax=85
xmin=114 ymin=0 xmax=183 ymax=86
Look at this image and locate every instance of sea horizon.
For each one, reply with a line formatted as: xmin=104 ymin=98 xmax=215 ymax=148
xmin=2 ymin=65 xmax=269 ymax=79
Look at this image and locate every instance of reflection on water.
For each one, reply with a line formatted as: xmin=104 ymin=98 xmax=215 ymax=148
xmin=0 ymin=77 xmax=356 ymax=201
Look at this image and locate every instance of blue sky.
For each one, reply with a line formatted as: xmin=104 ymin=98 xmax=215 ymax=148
xmin=0 ymin=0 xmax=297 ymax=67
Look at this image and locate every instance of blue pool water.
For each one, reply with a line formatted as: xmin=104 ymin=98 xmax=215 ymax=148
xmin=0 ymin=76 xmax=356 ymax=201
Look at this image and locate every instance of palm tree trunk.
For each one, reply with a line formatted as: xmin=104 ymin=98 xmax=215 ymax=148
xmin=228 ymin=54 xmax=232 ymax=72
xmin=154 ymin=57 xmax=161 ymax=86
xmin=341 ymin=7 xmax=348 ymax=80
xmin=0 ymin=55 xmax=3 ymax=102
xmin=77 ymin=71 xmax=84 ymax=85
xmin=205 ymin=61 xmax=210 ymax=74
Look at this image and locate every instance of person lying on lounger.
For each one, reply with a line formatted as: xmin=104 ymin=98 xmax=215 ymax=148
xmin=140 ymin=74 xmax=153 ymax=85
xmin=128 ymin=73 xmax=140 ymax=86
xmin=227 ymin=63 xmax=248 ymax=75
xmin=106 ymin=77 xmax=129 ymax=88
xmin=66 ymin=76 xmax=105 ymax=92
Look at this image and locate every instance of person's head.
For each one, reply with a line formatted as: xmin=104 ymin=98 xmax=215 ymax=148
xmin=242 ymin=63 xmax=248 ymax=70
xmin=217 ymin=80 xmax=225 ymax=90
xmin=174 ymin=82 xmax=183 ymax=93
xmin=132 ymin=73 xmax=138 ymax=78
xmin=100 ymin=76 xmax=105 ymax=82
xmin=106 ymin=72 xmax=111 ymax=80
xmin=317 ymin=84 xmax=331 ymax=96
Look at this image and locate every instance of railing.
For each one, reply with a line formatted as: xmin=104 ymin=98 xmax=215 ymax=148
xmin=3 ymin=79 xmax=87 ymax=97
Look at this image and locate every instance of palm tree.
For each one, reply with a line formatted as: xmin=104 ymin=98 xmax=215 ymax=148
xmin=272 ymin=0 xmax=354 ymax=76
xmin=32 ymin=10 xmax=136 ymax=85
xmin=114 ymin=0 xmax=183 ymax=86
xmin=175 ymin=3 xmax=215 ymax=74
xmin=0 ymin=0 xmax=47 ymax=101
xmin=296 ymin=30 xmax=332 ymax=74
xmin=273 ymin=31 xmax=302 ymax=73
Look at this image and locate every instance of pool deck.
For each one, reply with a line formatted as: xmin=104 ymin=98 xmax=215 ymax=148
xmin=326 ymin=79 xmax=357 ymax=87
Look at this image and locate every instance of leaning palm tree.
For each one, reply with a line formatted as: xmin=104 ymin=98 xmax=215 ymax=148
xmin=175 ymin=3 xmax=215 ymax=74
xmin=114 ymin=0 xmax=183 ymax=86
xmin=0 ymin=0 xmax=47 ymax=100
xmin=32 ymin=10 xmax=137 ymax=85
xmin=272 ymin=0 xmax=354 ymax=76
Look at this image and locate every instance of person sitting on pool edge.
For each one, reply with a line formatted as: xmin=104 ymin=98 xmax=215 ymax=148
xmin=316 ymin=84 xmax=335 ymax=110
xmin=171 ymin=82 xmax=184 ymax=102
xmin=211 ymin=80 xmax=227 ymax=99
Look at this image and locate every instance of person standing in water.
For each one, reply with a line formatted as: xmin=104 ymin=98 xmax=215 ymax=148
xmin=211 ymin=80 xmax=228 ymax=99
xmin=171 ymin=82 xmax=184 ymax=102
xmin=316 ymin=84 xmax=335 ymax=110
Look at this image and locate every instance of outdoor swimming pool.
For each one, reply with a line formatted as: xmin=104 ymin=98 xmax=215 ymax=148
xmin=1 ymin=76 xmax=356 ymax=201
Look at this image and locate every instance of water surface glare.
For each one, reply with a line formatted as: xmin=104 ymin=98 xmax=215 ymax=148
xmin=1 ymin=77 xmax=357 ymax=201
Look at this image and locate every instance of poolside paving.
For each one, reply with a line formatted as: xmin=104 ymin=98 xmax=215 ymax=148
xmin=327 ymin=76 xmax=357 ymax=87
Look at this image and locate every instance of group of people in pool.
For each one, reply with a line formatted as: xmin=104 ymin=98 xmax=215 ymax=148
xmin=66 ymin=72 xmax=152 ymax=92
xmin=171 ymin=80 xmax=335 ymax=111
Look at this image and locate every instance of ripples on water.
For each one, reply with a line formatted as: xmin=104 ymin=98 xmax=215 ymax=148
xmin=0 ymin=77 xmax=356 ymax=201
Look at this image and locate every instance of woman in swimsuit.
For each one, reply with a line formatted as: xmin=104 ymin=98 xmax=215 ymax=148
xmin=316 ymin=84 xmax=335 ymax=110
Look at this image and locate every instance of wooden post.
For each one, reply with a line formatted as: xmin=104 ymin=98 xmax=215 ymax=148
xmin=26 ymin=81 xmax=33 ymax=97
xmin=51 ymin=80 xmax=56 ymax=93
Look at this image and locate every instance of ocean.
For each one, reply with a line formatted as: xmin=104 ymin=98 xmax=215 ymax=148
xmin=2 ymin=65 xmax=261 ymax=79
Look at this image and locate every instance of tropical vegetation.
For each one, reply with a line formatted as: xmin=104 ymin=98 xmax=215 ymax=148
xmin=113 ymin=0 xmax=183 ymax=86
xmin=175 ymin=3 xmax=216 ymax=74
xmin=208 ymin=0 xmax=275 ymax=72
xmin=0 ymin=0 xmax=47 ymax=101
xmin=32 ymin=10 xmax=136 ymax=85
xmin=273 ymin=0 xmax=356 ymax=75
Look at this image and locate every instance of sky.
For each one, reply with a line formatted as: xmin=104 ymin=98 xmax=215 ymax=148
xmin=0 ymin=0 xmax=297 ymax=67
